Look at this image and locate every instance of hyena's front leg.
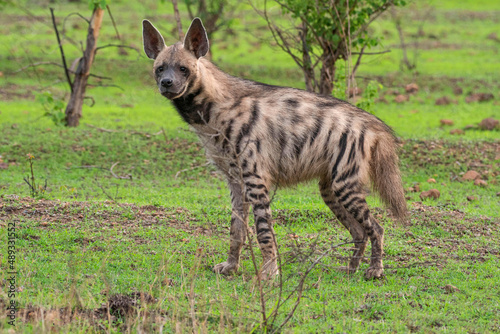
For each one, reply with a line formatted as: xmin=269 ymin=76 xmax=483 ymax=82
xmin=213 ymin=181 xmax=249 ymax=275
xmin=244 ymin=174 xmax=278 ymax=279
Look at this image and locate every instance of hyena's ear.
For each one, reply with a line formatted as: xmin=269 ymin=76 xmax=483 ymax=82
xmin=183 ymin=17 xmax=209 ymax=58
xmin=142 ymin=20 xmax=166 ymax=60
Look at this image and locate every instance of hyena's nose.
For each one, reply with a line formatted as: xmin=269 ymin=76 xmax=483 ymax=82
xmin=161 ymin=78 xmax=173 ymax=87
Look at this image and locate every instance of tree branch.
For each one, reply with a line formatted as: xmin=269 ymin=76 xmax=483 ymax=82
xmin=50 ymin=8 xmax=73 ymax=93
xmin=106 ymin=5 xmax=120 ymax=40
xmin=94 ymin=44 xmax=140 ymax=56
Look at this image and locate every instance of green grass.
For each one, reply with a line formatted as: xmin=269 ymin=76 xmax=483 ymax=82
xmin=1 ymin=0 xmax=499 ymax=332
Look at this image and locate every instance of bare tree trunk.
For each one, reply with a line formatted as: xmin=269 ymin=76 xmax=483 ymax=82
xmin=319 ymin=53 xmax=336 ymax=96
xmin=171 ymin=0 xmax=184 ymax=40
xmin=300 ymin=22 xmax=315 ymax=92
xmin=65 ymin=7 xmax=104 ymax=127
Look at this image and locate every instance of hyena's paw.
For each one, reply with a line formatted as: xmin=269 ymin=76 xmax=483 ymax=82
xmin=364 ymin=267 xmax=384 ymax=279
xmin=260 ymin=261 xmax=279 ymax=280
xmin=213 ymin=261 xmax=238 ymax=275
xmin=337 ymin=266 xmax=357 ymax=274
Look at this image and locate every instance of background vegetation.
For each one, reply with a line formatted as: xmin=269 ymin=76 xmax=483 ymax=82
xmin=0 ymin=0 xmax=499 ymax=332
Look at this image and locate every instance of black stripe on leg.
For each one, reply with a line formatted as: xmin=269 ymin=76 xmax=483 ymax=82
xmin=248 ymin=193 xmax=258 ymax=200
xmin=256 ymin=217 xmax=267 ymax=225
xmin=333 ymin=181 xmax=356 ymax=197
xmin=258 ymin=236 xmax=272 ymax=244
xmin=337 ymin=163 xmax=359 ymax=183
xmin=257 ymin=227 xmax=271 ymax=234
xmin=339 ymin=189 xmax=356 ymax=203
xmin=245 ymin=182 xmax=266 ymax=190
xmin=254 ymin=202 xmax=270 ymax=211
xmin=343 ymin=196 xmax=362 ymax=211
xmin=362 ymin=209 xmax=370 ymax=221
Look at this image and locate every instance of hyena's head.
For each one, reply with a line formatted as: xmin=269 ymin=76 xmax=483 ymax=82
xmin=142 ymin=18 xmax=209 ymax=100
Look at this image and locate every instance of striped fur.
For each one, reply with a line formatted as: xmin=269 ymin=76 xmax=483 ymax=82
xmin=143 ymin=18 xmax=407 ymax=279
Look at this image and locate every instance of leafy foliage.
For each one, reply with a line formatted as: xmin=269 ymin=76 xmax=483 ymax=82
xmin=332 ymin=62 xmax=382 ymax=113
xmin=88 ymin=0 xmax=107 ymax=10
xmin=262 ymin=0 xmax=406 ymax=95
xmin=36 ymin=92 xmax=66 ymax=126
xmin=357 ymin=81 xmax=383 ymax=113
xmin=183 ymin=0 xmax=238 ymax=40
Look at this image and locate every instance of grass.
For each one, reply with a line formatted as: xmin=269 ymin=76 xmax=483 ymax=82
xmin=0 ymin=0 xmax=499 ymax=332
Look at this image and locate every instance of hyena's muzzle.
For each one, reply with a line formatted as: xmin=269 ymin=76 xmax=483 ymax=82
xmin=155 ymin=63 xmax=191 ymax=100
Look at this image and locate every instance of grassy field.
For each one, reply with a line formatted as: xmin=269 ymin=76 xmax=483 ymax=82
xmin=1 ymin=0 xmax=499 ymax=332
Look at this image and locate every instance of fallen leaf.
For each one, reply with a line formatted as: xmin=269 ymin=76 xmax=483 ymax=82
xmin=348 ymin=87 xmax=362 ymax=97
xmin=435 ymin=96 xmax=452 ymax=105
xmin=450 ymin=129 xmax=464 ymax=135
xmin=427 ymin=178 xmax=436 ymax=183
xmin=394 ymin=94 xmax=408 ymax=103
xmin=420 ymin=189 xmax=440 ymax=200
xmin=453 ymin=86 xmax=463 ymax=95
xmin=474 ymin=179 xmax=487 ymax=187
xmin=405 ymin=83 xmax=419 ymax=94
xmin=467 ymin=196 xmax=477 ymax=201
xmin=440 ymin=119 xmax=454 ymax=126
xmin=478 ymin=118 xmax=499 ymax=130
xmin=462 ymin=170 xmax=480 ymax=181
xmin=443 ymin=284 xmax=460 ymax=293
xmin=466 ymin=93 xmax=494 ymax=103
xmin=487 ymin=32 xmax=500 ymax=42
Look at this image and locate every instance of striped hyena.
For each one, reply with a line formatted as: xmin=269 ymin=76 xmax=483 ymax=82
xmin=142 ymin=18 xmax=407 ymax=279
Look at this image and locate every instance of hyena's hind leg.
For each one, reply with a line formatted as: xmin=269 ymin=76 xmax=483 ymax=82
xmin=319 ymin=179 xmax=368 ymax=274
xmin=321 ymin=178 xmax=385 ymax=279
xmin=213 ymin=181 xmax=250 ymax=275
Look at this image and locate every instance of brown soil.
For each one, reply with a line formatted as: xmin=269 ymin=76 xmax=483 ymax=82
xmin=400 ymin=140 xmax=500 ymax=181
xmin=1 ymin=292 xmax=160 ymax=331
xmin=0 ymin=196 xmax=215 ymax=238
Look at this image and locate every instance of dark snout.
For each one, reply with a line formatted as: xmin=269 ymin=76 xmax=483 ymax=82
xmin=158 ymin=69 xmax=185 ymax=99
xmin=161 ymin=78 xmax=173 ymax=87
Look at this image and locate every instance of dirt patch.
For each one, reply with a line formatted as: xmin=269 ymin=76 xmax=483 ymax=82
xmin=0 ymin=84 xmax=36 ymax=101
xmin=3 ymin=292 xmax=161 ymax=331
xmin=374 ymin=75 xmax=500 ymax=97
xmin=400 ymin=140 xmax=500 ymax=181
xmin=447 ymin=10 xmax=500 ymax=23
xmin=0 ymin=196 xmax=213 ymax=237
xmin=97 ymin=292 xmax=157 ymax=318
xmin=274 ymin=202 xmax=499 ymax=276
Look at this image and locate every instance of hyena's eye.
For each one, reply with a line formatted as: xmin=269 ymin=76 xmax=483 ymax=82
xmin=156 ymin=66 xmax=164 ymax=73
xmin=179 ymin=66 xmax=186 ymax=72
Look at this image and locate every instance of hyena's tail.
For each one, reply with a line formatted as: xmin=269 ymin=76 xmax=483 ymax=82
xmin=370 ymin=133 xmax=407 ymax=220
